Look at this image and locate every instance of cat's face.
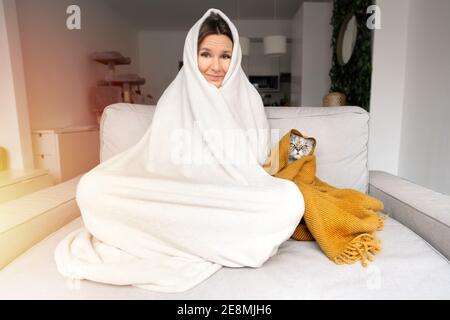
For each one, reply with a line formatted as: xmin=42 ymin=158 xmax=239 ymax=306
xmin=288 ymin=133 xmax=314 ymax=161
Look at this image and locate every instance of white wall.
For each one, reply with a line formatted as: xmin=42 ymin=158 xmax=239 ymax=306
xmin=138 ymin=20 xmax=292 ymax=103
xmin=290 ymin=6 xmax=303 ymax=106
xmin=0 ymin=0 xmax=33 ymax=170
xmin=300 ymin=2 xmax=333 ymax=106
xmin=138 ymin=30 xmax=186 ymax=104
xmin=289 ymin=2 xmax=332 ymax=107
xmin=370 ymin=0 xmax=450 ymax=195
xmin=368 ymin=0 xmax=410 ymax=175
xmin=398 ymin=0 xmax=450 ymax=195
xmin=15 ymin=0 xmax=139 ymax=130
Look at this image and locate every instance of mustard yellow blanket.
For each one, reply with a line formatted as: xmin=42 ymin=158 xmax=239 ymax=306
xmin=263 ymin=129 xmax=386 ymax=267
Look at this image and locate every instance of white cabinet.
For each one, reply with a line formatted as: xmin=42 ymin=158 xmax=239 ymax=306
xmin=31 ymin=126 xmax=100 ymax=183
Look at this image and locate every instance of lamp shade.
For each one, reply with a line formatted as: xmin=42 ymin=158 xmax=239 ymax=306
xmin=263 ymin=35 xmax=286 ymax=56
xmin=239 ymin=36 xmax=250 ymax=56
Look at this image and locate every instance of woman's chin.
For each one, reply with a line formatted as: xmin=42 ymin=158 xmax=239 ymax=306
xmin=209 ymin=80 xmax=222 ymax=88
xmin=202 ymin=75 xmax=223 ymax=88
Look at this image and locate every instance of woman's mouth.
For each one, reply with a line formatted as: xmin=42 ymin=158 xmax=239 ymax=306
xmin=207 ymin=74 xmax=223 ymax=81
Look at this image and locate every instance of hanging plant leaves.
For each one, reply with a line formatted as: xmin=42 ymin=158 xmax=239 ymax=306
xmin=329 ymin=0 xmax=374 ymax=112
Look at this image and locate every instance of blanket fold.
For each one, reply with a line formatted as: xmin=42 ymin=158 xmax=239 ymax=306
xmin=263 ymin=129 xmax=386 ymax=267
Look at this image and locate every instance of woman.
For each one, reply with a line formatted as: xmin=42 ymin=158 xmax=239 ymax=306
xmin=197 ymin=12 xmax=233 ymax=88
xmin=55 ymin=9 xmax=304 ymax=293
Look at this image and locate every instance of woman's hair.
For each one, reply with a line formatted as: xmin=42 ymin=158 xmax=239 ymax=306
xmin=198 ymin=12 xmax=234 ymax=48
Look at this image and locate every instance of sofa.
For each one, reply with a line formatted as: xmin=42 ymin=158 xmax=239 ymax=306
xmin=0 ymin=103 xmax=448 ymax=299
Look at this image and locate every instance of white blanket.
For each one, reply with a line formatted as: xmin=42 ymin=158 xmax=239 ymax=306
xmin=54 ymin=8 xmax=304 ymax=293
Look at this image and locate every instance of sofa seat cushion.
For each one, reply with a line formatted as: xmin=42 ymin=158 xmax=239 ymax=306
xmin=0 ymin=214 xmax=448 ymax=299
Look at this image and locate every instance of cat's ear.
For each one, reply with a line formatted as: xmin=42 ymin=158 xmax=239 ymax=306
xmin=306 ymin=137 xmax=316 ymax=155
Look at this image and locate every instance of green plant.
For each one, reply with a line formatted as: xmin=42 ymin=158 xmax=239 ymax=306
xmin=329 ymin=0 xmax=374 ymax=111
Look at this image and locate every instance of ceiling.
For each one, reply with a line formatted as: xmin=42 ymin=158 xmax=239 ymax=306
xmin=105 ymin=0 xmax=331 ymax=30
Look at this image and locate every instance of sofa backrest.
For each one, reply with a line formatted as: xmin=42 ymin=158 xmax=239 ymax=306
xmin=100 ymin=103 xmax=369 ymax=193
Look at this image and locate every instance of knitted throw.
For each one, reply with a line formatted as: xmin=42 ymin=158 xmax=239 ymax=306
xmin=263 ymin=129 xmax=387 ymax=267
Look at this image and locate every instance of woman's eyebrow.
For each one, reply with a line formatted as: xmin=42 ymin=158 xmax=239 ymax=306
xmin=199 ymin=48 xmax=232 ymax=54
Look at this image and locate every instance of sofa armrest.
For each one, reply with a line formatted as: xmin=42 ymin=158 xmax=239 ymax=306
xmin=368 ymin=170 xmax=450 ymax=260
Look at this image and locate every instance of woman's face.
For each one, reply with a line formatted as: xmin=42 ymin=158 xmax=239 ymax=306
xmin=198 ymin=34 xmax=233 ymax=88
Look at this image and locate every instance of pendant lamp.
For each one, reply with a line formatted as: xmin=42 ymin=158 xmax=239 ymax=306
xmin=263 ymin=35 xmax=286 ymax=56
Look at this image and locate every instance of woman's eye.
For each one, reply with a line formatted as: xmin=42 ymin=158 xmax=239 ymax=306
xmin=200 ymin=53 xmax=230 ymax=59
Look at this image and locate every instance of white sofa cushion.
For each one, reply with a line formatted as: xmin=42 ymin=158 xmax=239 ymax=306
xmin=265 ymin=106 xmax=369 ymax=193
xmin=100 ymin=103 xmax=156 ymax=163
xmin=100 ymin=103 xmax=369 ymax=193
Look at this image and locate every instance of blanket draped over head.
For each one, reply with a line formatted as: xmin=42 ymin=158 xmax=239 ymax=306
xmin=54 ymin=8 xmax=304 ymax=293
xmin=263 ymin=129 xmax=386 ymax=268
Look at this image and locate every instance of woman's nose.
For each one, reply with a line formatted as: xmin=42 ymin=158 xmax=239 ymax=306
xmin=211 ymin=58 xmax=221 ymax=72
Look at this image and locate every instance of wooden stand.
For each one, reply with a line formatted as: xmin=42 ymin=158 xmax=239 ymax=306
xmin=91 ymin=51 xmax=153 ymax=122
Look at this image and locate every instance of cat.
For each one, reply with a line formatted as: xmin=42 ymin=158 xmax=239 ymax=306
xmin=288 ymin=133 xmax=315 ymax=164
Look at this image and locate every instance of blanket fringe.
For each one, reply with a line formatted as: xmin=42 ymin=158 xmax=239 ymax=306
xmin=334 ymin=233 xmax=382 ymax=268
xmin=378 ymin=213 xmax=388 ymax=231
